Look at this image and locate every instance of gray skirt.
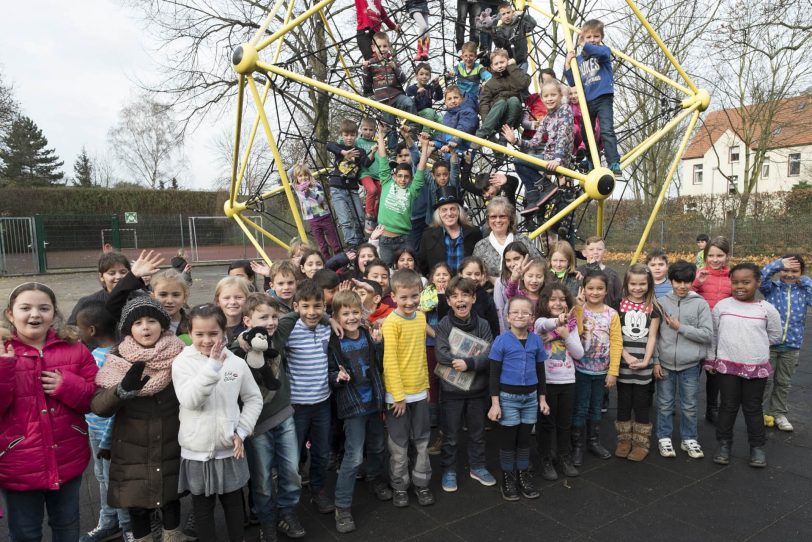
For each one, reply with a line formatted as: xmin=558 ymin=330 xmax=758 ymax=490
xmin=178 ymin=456 xmax=249 ymax=497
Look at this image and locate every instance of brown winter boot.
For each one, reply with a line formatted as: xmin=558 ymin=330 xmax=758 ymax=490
xmin=627 ymin=422 xmax=652 ymax=462
xmin=614 ymin=420 xmax=633 ymax=458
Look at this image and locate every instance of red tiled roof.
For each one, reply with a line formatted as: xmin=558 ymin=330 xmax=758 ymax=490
xmin=683 ymin=95 xmax=812 ymax=159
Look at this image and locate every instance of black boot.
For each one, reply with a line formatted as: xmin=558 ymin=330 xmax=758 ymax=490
xmin=517 ymin=470 xmax=540 ymax=499
xmin=586 ymin=421 xmax=611 ymax=460
xmin=558 ymin=454 xmax=580 ymax=477
xmin=500 ymin=471 xmax=520 ymax=501
xmin=539 ymin=456 xmax=558 ymax=481
xmin=713 ymin=441 xmax=732 ymax=465
xmin=571 ymin=426 xmax=585 ymax=467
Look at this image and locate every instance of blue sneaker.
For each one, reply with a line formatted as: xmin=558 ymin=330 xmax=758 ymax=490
xmin=441 ymin=470 xmax=458 ymax=492
xmin=609 ymin=162 xmax=622 ymax=175
xmin=469 ymin=467 xmax=497 ymax=486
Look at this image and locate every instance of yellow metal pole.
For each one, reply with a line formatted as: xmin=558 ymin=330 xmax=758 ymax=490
xmin=250 ymin=0 xmax=287 ymax=46
xmin=240 ymin=215 xmax=291 ymax=251
xmin=319 ymin=9 xmax=361 ymax=95
xmin=557 ymin=0 xmax=602 ymax=168
xmin=631 ymin=109 xmax=701 ymax=263
xmin=230 ymin=75 xmax=246 ymax=208
xmin=527 ymin=36 xmax=539 ymax=94
xmin=620 ymin=104 xmax=697 ymax=168
xmin=257 ymin=60 xmax=590 ymax=185
xmin=528 ymin=192 xmax=592 ymax=240
xmin=272 ymin=0 xmax=297 ymax=64
xmin=623 ymin=0 xmax=699 ymax=93
xmin=233 ymin=215 xmax=276 ymax=267
xmin=235 ymin=80 xmax=272 ymax=199
xmin=256 ymin=0 xmax=336 ymax=51
xmin=596 ymin=199 xmax=604 ymax=237
xmin=246 ymin=75 xmax=309 ymax=242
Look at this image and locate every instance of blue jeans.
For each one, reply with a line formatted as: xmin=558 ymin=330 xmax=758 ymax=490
xmin=573 ymin=371 xmax=606 ymax=426
xmin=89 ymin=436 xmax=130 ymax=531
xmin=514 ymin=154 xmax=551 ymax=207
xmin=329 ymin=186 xmax=364 ymax=247
xmin=378 ymin=234 xmax=411 ymax=268
xmin=655 ymin=364 xmax=700 ymax=441
xmin=585 ymin=94 xmax=619 ymax=164
xmin=293 ymin=399 xmax=331 ymax=493
xmin=2 ymin=474 xmax=82 ymax=542
xmin=382 ymin=94 xmax=418 ymax=150
xmin=245 ymin=415 xmax=301 ymax=525
xmin=498 ymin=391 xmax=538 ymax=426
xmin=334 ymin=413 xmax=387 ymax=508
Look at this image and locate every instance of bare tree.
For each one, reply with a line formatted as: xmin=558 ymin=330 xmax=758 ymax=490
xmin=0 ymin=68 xmax=19 ymax=145
xmin=702 ymin=0 xmax=812 ymax=216
xmin=108 ymin=93 xmax=185 ymax=189
xmin=91 ymin=151 xmax=119 ymax=188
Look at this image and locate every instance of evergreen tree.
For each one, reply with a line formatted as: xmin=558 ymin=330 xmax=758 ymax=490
xmin=73 ymin=147 xmax=93 ymax=187
xmin=0 ymin=116 xmax=64 ymax=185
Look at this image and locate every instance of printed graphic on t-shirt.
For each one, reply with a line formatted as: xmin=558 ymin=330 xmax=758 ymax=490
xmin=383 ymin=184 xmax=410 ymax=215
xmin=581 ymin=57 xmax=602 ymax=86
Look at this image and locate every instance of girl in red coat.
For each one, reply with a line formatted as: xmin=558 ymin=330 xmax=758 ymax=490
xmin=355 ymin=0 xmax=399 ymax=60
xmin=1 ymin=282 xmax=98 ymax=542
xmin=692 ymin=235 xmax=732 ymax=424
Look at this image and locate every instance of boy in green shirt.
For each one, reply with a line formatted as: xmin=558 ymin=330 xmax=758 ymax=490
xmin=375 ymin=122 xmax=430 ymax=266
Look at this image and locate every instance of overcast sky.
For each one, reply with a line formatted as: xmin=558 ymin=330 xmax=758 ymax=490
xmin=1 ymin=0 xmax=221 ymax=190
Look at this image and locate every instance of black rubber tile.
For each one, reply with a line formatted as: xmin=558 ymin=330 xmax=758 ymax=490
xmin=584 ymin=458 xmax=694 ymax=503
xmin=447 ymin=501 xmax=580 ymax=541
xmin=589 ymin=504 xmax=728 ymax=542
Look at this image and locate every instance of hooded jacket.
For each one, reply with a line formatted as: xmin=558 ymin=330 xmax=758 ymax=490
xmin=692 ymin=266 xmax=731 ymax=310
xmin=655 ymin=291 xmax=713 ymax=371
xmin=439 ymin=93 xmax=480 ymax=146
xmin=759 ymin=258 xmax=812 ymax=349
xmin=0 ymin=330 xmax=97 ymax=491
xmin=478 ymin=64 xmax=531 ymax=120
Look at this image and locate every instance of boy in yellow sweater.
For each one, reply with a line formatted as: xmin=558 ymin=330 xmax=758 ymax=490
xmin=382 ymin=269 xmax=434 ymax=508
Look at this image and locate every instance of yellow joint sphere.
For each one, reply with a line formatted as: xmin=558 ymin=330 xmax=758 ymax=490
xmin=223 ymin=199 xmax=246 ymax=218
xmin=232 ymin=43 xmax=258 ymax=75
xmin=695 ymin=88 xmax=711 ymax=112
xmin=584 ymin=168 xmax=616 ymax=201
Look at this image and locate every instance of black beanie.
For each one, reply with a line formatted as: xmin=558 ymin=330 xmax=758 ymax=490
xmin=118 ymin=296 xmax=171 ymax=337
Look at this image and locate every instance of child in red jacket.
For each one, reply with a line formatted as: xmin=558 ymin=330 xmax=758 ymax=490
xmin=1 ymin=282 xmax=98 ymax=542
xmin=354 ymin=0 xmax=399 ymax=60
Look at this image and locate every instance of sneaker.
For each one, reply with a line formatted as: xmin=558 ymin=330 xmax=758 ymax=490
xmin=392 ymin=489 xmax=409 ymax=507
xmin=774 ymin=415 xmax=794 ymax=432
xmin=469 ymin=467 xmax=497 ymax=486
xmin=680 ymin=440 xmax=705 ymax=459
xmin=658 ymin=438 xmax=676 ymax=458
xmin=427 ymin=432 xmax=443 ymax=455
xmin=122 ymin=532 xmax=135 ymax=542
xmin=334 ymin=507 xmax=356 ymax=534
xmin=609 ymin=162 xmax=622 ymax=175
xmin=414 ymin=486 xmax=435 ymax=506
xmin=311 ymin=489 xmax=335 ymax=513
xmin=539 ymin=457 xmax=558 ymax=481
xmin=259 ymin=523 xmax=277 ymax=542
xmin=80 ymin=525 xmax=122 ymax=542
xmin=364 ymin=217 xmax=376 ymax=235
xmin=277 ymin=513 xmax=306 ymax=539
xmin=442 ymin=471 xmax=458 ymax=492
xmin=749 ymin=446 xmax=767 ymax=468
xmin=369 ymin=479 xmax=393 ymax=501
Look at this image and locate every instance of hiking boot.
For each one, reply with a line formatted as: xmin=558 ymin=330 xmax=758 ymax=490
xmin=749 ymin=446 xmax=767 ymax=468
xmin=334 ymin=507 xmax=356 ymax=534
xmin=392 ymin=489 xmax=409 ymax=507
xmin=500 ymin=471 xmax=520 ymax=502
xmin=557 ymin=454 xmax=580 ymax=477
xmin=539 ymin=457 xmax=558 ymax=481
xmin=614 ymin=420 xmax=633 ymax=458
xmin=626 ymin=422 xmax=652 ymax=462
xmin=80 ymin=525 xmax=122 ymax=542
xmin=369 ymin=478 xmax=392 ymax=501
xmin=713 ymin=441 xmax=731 ymax=465
xmin=571 ymin=426 xmax=585 ymax=466
xmin=277 ymin=513 xmax=306 ymax=539
xmin=414 ymin=486 xmax=435 ymax=506
xmin=586 ymin=421 xmax=611 ymax=460
xmin=427 ymin=431 xmax=443 ymax=455
xmin=311 ymin=489 xmax=335 ymax=513
xmin=517 ymin=470 xmax=540 ymax=499
xmin=469 ymin=467 xmax=497 ymax=486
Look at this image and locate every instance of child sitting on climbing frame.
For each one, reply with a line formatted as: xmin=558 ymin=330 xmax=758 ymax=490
xmin=474 ymin=48 xmax=531 ymax=144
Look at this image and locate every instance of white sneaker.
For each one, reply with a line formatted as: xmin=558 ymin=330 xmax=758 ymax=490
xmin=774 ymin=415 xmax=794 ymax=432
xmin=658 ymin=438 xmax=676 ymax=458
xmin=680 ymin=439 xmax=705 ymax=459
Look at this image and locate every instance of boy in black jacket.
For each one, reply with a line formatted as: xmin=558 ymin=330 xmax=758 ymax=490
xmin=327 ymin=291 xmax=391 ymax=533
xmin=326 ymin=119 xmax=373 ymax=247
xmin=435 ymin=277 xmax=495 ymax=492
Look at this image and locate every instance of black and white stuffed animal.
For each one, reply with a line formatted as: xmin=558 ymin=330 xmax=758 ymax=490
xmin=243 ymin=326 xmax=280 ymax=391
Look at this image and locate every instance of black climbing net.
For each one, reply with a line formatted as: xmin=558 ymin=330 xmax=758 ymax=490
xmin=238 ymin=0 xmax=687 ymax=256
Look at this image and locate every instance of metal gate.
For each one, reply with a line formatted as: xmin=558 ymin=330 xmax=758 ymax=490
xmin=187 ymin=216 xmax=266 ymax=263
xmin=0 ymin=217 xmax=38 ymax=275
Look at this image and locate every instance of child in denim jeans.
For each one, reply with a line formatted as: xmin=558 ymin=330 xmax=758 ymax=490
xmin=488 ymin=296 xmax=549 ymax=502
xmin=76 ymin=301 xmax=131 ymax=542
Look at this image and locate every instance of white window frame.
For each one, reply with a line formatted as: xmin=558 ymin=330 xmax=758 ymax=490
xmin=788 ymin=153 xmax=801 ymax=177
xmin=761 ymin=161 xmax=769 ymax=179
xmin=728 ymin=175 xmax=739 ymax=194
xmin=729 ymin=146 xmax=740 ymax=163
xmin=692 ymin=164 xmax=703 ymax=185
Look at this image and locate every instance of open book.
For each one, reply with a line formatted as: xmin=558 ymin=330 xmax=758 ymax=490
xmin=433 ymin=327 xmax=489 ymax=391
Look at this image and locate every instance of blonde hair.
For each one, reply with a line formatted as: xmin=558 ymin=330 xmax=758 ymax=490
xmin=549 ymin=241 xmax=577 ymax=274
xmin=214 ymin=276 xmax=251 ymax=304
xmin=291 ymin=164 xmax=313 ymax=182
xmin=288 ymin=237 xmax=313 ymax=259
xmin=150 ymin=269 xmax=190 ymax=299
xmin=491 ymin=48 xmax=509 ymax=61
xmin=431 ymin=203 xmax=473 ymax=228
xmin=3 ymin=282 xmax=78 ymax=343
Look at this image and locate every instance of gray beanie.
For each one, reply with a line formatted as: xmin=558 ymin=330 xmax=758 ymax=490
xmin=118 ymin=296 xmax=171 ymax=337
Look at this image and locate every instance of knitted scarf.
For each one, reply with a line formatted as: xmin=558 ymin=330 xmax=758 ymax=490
xmin=95 ymin=332 xmax=185 ymax=396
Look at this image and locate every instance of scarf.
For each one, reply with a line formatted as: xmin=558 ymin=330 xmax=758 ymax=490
xmin=95 ymin=332 xmax=185 ymax=396
xmin=488 ymin=231 xmax=514 ymax=261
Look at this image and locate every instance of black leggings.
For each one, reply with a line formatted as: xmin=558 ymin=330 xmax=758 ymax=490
xmin=129 ymin=500 xmax=181 ymax=539
xmin=538 ymin=383 xmax=575 ymax=457
xmin=191 ymin=489 xmax=245 ymax=542
xmin=357 ymin=29 xmax=376 ymax=60
xmin=716 ymin=374 xmax=767 ymax=447
xmin=616 ymin=382 xmax=653 ymax=423
xmin=498 ymin=423 xmax=533 ymax=472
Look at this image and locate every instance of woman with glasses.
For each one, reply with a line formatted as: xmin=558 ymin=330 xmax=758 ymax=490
xmin=473 ymin=197 xmax=541 ymax=282
xmin=417 ymin=186 xmax=483 ymax=275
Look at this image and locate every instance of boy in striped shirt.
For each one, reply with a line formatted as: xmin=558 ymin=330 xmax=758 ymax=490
xmin=383 ymin=269 xmax=434 ymax=507
xmin=274 ymin=279 xmax=335 ymax=514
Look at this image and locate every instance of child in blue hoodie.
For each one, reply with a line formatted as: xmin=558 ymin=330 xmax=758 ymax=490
xmin=435 ymin=85 xmax=479 ymax=156
xmin=564 ymin=19 xmax=620 ymax=174
xmin=760 ymin=255 xmax=812 ymax=432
